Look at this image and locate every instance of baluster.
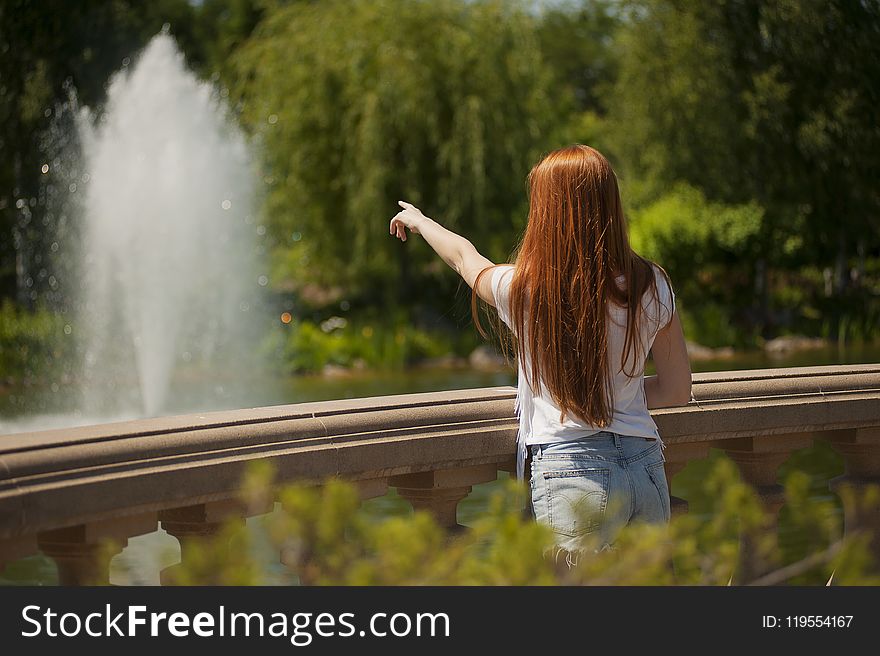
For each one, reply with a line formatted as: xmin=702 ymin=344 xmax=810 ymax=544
xmin=643 ymin=442 xmax=708 ymax=582
xmin=37 ymin=513 xmax=157 ymax=585
xmin=353 ymin=477 xmax=389 ymax=502
xmin=390 ymin=464 xmax=499 ymax=530
xmin=159 ymin=498 xmax=272 ymax=585
xmin=824 ymin=428 xmax=880 ymax=569
xmin=716 ymin=434 xmax=812 ymax=584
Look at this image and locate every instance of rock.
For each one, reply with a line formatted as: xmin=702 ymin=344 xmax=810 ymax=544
xmin=321 ymin=363 xmax=351 ymax=377
xmin=686 ymin=341 xmax=737 ymax=361
xmin=468 ymin=345 xmax=509 ymax=370
xmin=764 ymin=335 xmax=826 ymax=355
xmin=685 ymin=341 xmax=715 ymax=360
xmin=418 ymin=353 xmax=469 ymax=369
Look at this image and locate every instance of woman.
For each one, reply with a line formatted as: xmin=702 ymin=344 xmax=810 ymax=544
xmin=389 ymin=144 xmax=691 ymax=559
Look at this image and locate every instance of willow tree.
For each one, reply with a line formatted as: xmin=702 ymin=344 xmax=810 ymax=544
xmin=230 ymin=0 xmax=569 ymax=306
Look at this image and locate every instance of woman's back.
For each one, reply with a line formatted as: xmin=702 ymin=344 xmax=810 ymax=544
xmin=389 ymin=142 xmax=691 ymax=557
xmin=490 ymin=262 xmax=676 ymax=480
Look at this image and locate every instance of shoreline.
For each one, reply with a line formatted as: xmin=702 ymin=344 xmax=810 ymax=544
xmin=0 ymin=336 xmax=871 ymax=390
xmin=320 ymin=335 xmax=851 ymax=377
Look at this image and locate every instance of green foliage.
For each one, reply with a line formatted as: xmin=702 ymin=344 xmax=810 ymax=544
xmin=2 ymin=0 xmax=879 ymax=366
xmin=535 ymin=0 xmax=619 ymax=113
xmin=0 ymin=0 xmax=200 ymax=300
xmin=160 ymin=521 xmax=263 ymax=586
xmin=607 ymin=0 xmax=880 ymax=340
xmin=229 ymin=0 xmax=567 ymax=299
xmin=606 ymin=1 xmax=745 ymax=206
xmin=184 ymin=0 xmax=265 ymax=79
xmin=0 ymin=300 xmax=73 ymax=379
xmin=631 ymin=184 xmax=763 ymax=266
xmin=260 ymin=312 xmax=468 ymax=374
xmin=630 ymin=184 xmax=763 ymax=346
xmin=271 ymin=478 xmax=558 ymax=585
xmin=149 ymin=456 xmax=880 ymax=587
xmin=678 ymin=303 xmax=742 ymax=350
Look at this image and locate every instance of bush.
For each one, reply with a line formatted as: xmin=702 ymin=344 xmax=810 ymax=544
xmin=679 ymin=302 xmax=742 ymax=349
xmin=0 ymin=300 xmax=74 ymax=380
xmin=121 ymin=457 xmax=880 ymax=587
xmin=260 ymin=312 xmax=462 ymax=374
xmin=630 ymin=184 xmax=765 ymax=347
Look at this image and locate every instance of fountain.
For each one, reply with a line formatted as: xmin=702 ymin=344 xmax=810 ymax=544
xmin=72 ymin=32 xmax=265 ymax=418
xmin=64 ymin=32 xmax=265 ymax=420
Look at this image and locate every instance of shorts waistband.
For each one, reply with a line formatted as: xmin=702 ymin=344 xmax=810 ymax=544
xmin=530 ymin=433 xmax=663 ymax=458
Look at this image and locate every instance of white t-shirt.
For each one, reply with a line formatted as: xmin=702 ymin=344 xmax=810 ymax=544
xmin=490 ymin=263 xmax=676 ymax=480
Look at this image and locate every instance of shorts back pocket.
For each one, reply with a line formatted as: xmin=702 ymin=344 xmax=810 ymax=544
xmin=544 ymin=468 xmax=610 ymax=538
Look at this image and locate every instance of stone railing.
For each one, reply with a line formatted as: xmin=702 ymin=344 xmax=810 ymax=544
xmin=1 ymin=364 xmax=878 ymax=584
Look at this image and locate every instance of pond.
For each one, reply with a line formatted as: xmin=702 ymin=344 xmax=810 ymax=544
xmin=2 ymin=343 xmax=879 ymax=585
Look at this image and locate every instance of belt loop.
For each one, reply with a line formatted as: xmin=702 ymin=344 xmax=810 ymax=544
xmin=535 ymin=443 xmax=543 ymax=458
xmin=613 ymin=433 xmax=621 ymax=449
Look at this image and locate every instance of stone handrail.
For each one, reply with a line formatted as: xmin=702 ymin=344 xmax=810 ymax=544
xmin=1 ymin=363 xmax=879 ymax=583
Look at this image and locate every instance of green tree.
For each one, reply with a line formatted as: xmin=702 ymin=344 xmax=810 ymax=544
xmin=606 ymin=0 xmax=880 ymax=337
xmin=186 ymin=0 xmax=267 ymax=79
xmin=230 ymin=0 xmax=570 ymax=309
xmin=630 ymin=184 xmax=764 ymax=346
xmin=533 ymin=1 xmax=621 ymax=162
xmin=0 ymin=0 xmax=198 ymax=304
xmin=536 ymin=0 xmax=620 ymax=114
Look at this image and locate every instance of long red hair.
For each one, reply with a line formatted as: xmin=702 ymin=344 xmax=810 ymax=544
xmin=472 ymin=144 xmax=671 ymax=426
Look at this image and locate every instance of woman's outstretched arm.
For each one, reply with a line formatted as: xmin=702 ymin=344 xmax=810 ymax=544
xmin=389 ymin=200 xmax=497 ymax=306
xmin=644 ymin=311 xmax=692 ymax=408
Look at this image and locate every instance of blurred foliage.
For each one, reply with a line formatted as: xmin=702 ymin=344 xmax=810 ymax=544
xmin=632 ymin=184 xmax=765 ymax=262
xmin=606 ymin=0 xmax=880 ymax=340
xmin=630 ymin=184 xmax=764 ymax=346
xmin=228 ymin=0 xmax=568 ymax=304
xmin=259 ymin=311 xmax=478 ymax=374
xmin=143 ymin=456 xmax=880 ymax=586
xmin=0 ymin=299 xmax=73 ymax=379
xmin=535 ymin=0 xmax=619 ymax=113
xmin=0 ymin=0 xmax=203 ymax=302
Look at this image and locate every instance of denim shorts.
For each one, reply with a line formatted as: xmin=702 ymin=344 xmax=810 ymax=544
xmin=528 ymin=431 xmax=670 ymax=555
